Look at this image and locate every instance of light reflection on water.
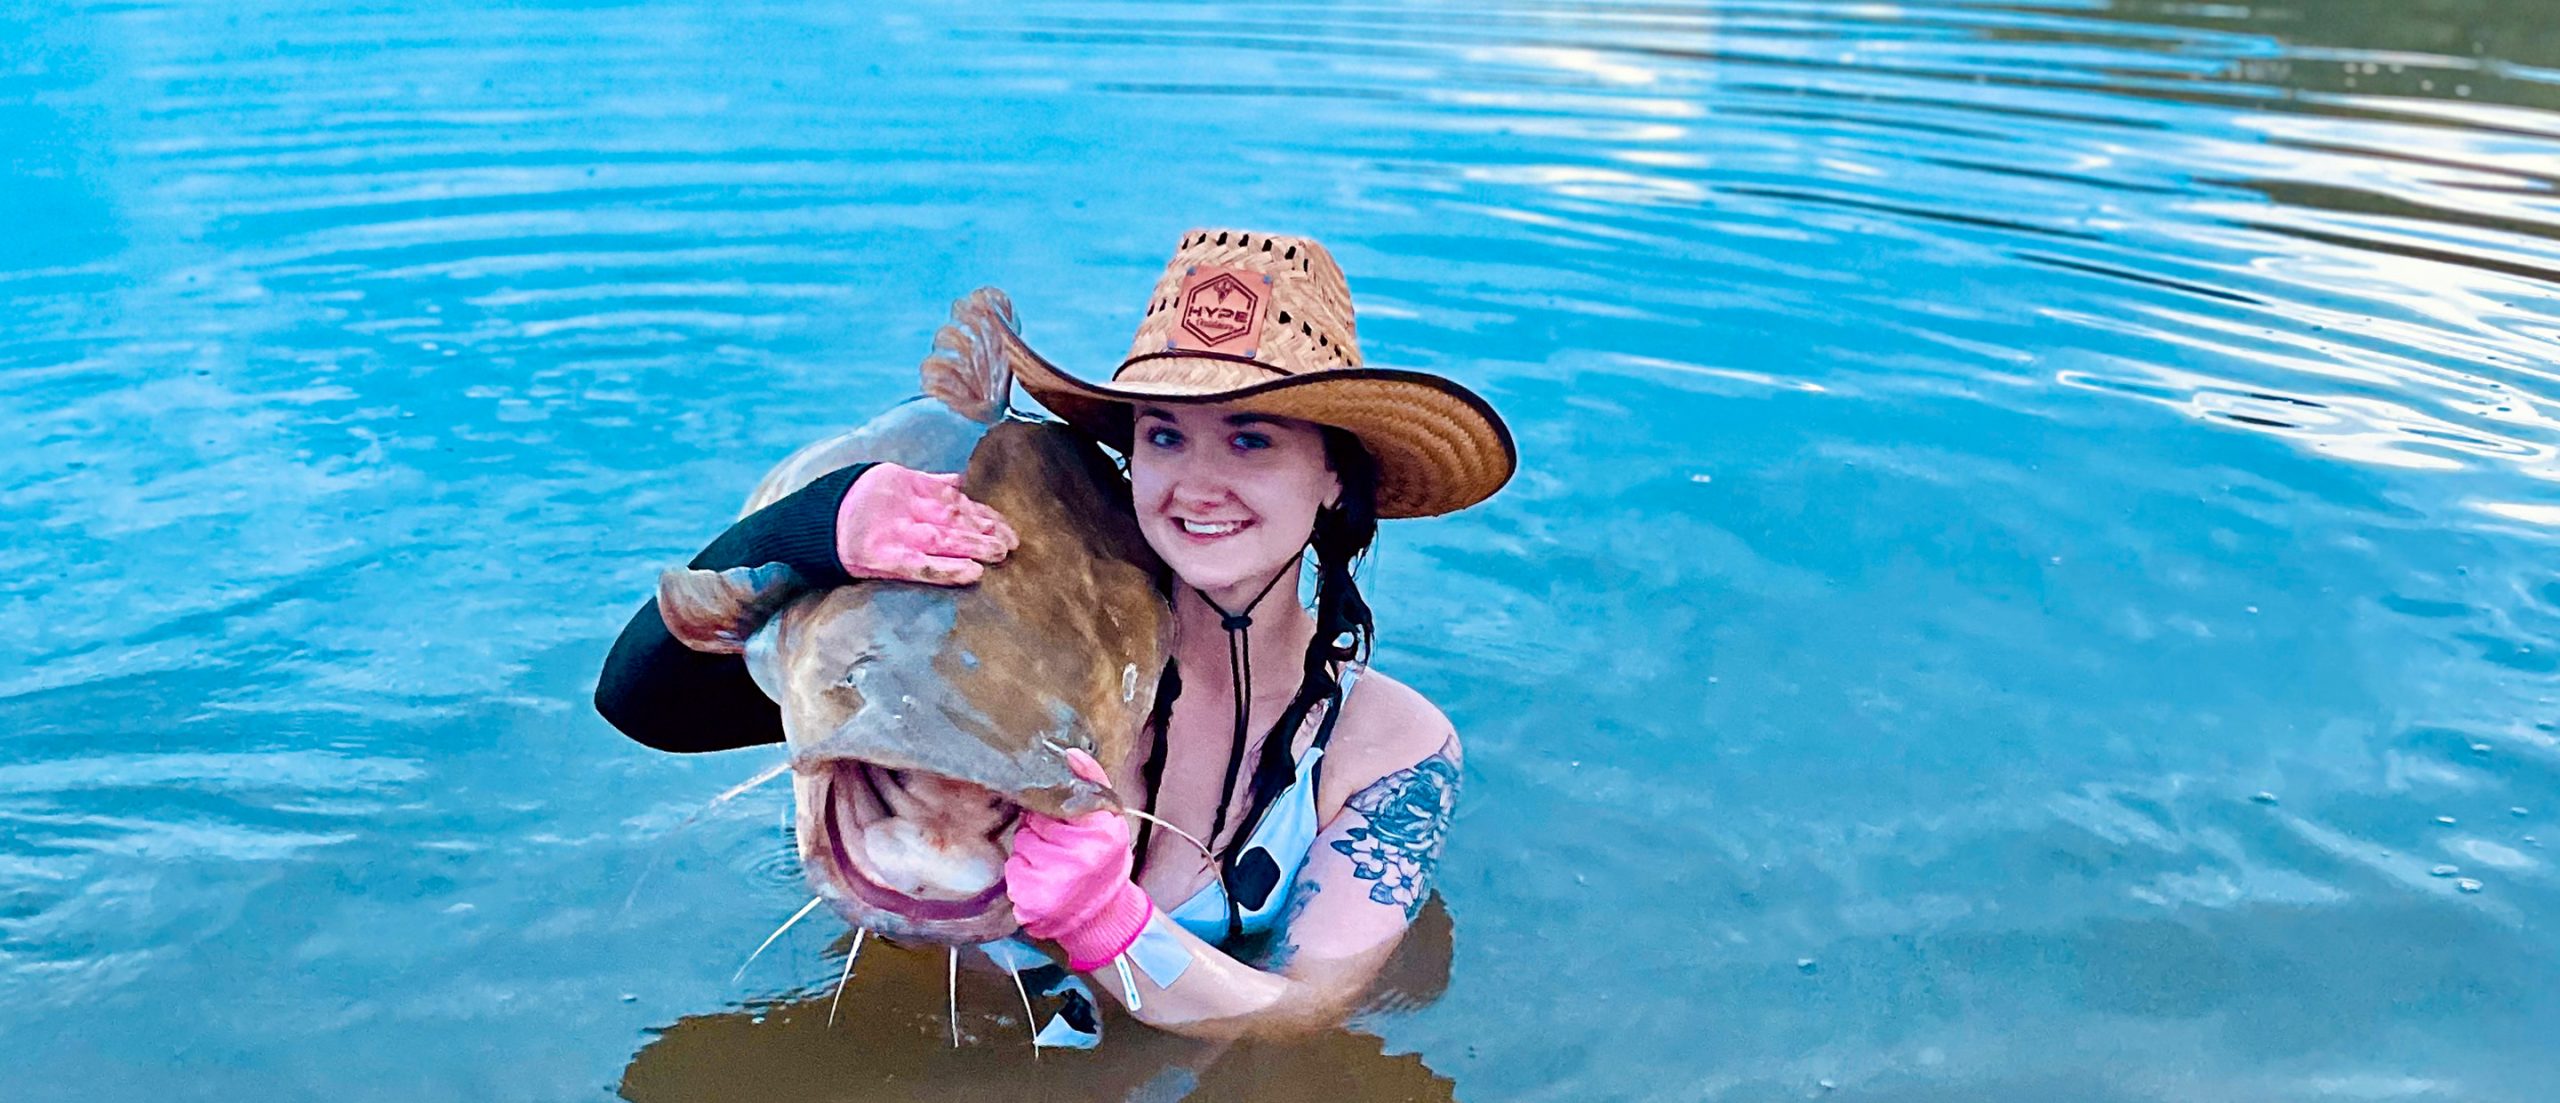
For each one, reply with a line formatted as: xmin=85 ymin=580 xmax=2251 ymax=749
xmin=3 ymin=0 xmax=2557 ymax=1099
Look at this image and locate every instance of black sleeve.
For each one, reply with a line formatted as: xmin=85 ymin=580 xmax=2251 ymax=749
xmin=594 ymin=463 xmax=875 ymax=752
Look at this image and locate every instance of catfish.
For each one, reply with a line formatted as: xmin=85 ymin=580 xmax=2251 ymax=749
xmin=658 ymin=290 xmax=1171 ymax=944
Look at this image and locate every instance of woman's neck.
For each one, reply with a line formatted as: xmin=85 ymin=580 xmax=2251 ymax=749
xmin=1171 ymin=570 xmax=1316 ymax=700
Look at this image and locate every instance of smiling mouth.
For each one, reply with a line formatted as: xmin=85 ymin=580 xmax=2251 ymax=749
xmin=1175 ymin=518 xmax=1251 ymax=539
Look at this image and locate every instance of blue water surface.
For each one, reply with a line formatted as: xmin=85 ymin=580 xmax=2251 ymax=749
xmin=5 ymin=0 xmax=2558 ymax=1100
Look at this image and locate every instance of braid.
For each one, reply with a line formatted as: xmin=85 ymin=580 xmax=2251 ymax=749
xmin=1236 ymin=428 xmax=1379 ymax=836
xmin=1310 ymin=426 xmax=1378 ymax=668
xmin=1130 ymin=659 xmax=1181 ymax=878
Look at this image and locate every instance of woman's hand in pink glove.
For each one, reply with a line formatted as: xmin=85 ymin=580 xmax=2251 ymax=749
xmin=836 ymin=463 xmax=1019 ymax=586
xmin=1004 ymin=750 xmax=1156 ymax=972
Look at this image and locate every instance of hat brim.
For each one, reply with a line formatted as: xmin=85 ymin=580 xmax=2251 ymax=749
xmin=994 ymin=324 xmax=1516 ymax=520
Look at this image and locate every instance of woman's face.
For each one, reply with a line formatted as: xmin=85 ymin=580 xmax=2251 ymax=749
xmin=1127 ymin=403 xmax=1339 ymax=600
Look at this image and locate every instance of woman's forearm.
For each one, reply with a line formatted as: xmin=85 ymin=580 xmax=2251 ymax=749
xmin=594 ymin=598 xmax=783 ymax=752
xmin=680 ymin=463 xmax=871 ymax=582
xmin=1077 ymin=914 xmax=1370 ymax=1041
xmin=593 ymin=462 xmax=873 ymax=751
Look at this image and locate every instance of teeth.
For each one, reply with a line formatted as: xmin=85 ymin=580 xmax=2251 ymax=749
xmin=1179 ymin=520 xmax=1243 ymax=536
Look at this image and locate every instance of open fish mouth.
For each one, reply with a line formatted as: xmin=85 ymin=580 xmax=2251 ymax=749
xmin=794 ymin=761 xmax=1024 ymax=942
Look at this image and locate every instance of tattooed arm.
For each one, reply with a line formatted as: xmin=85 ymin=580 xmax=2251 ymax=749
xmin=1083 ymin=685 xmax=1463 ymax=1041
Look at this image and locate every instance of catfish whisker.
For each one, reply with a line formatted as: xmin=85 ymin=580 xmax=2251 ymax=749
xmin=620 ymin=759 xmax=793 ymax=918
xmin=707 ymin=761 xmax=793 ymax=809
xmin=1120 ymin=808 xmax=1213 ymax=858
xmin=947 ymin=946 xmax=962 ymax=1048
xmin=1009 ymin=964 xmax=1040 ymax=1057
xmin=732 ymin=896 xmax=824 ymax=984
xmin=828 ymin=928 xmax=868 ymax=1028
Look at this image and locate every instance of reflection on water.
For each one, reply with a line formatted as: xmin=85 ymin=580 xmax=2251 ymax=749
xmin=624 ymin=903 xmax=1453 ymax=1102
xmin=4 ymin=0 xmax=2559 ymax=1099
xmin=628 ymin=998 xmax=1451 ymax=1103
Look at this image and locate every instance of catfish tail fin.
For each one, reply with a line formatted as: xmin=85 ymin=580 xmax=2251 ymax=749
xmin=921 ymin=288 xmax=1020 ymax=425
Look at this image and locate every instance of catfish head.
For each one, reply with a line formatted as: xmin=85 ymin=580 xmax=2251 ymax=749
xmin=660 ymin=420 xmax=1169 ymax=944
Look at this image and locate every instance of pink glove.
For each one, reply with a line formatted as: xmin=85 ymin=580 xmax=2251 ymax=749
xmin=836 ymin=464 xmax=1019 ymax=586
xmin=1004 ymin=751 xmax=1155 ymax=972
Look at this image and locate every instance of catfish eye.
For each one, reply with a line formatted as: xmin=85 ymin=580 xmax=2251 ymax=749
xmin=834 ymin=650 xmax=879 ymax=689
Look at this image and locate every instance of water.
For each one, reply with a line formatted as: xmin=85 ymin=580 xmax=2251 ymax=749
xmin=5 ymin=0 xmax=2557 ymax=1098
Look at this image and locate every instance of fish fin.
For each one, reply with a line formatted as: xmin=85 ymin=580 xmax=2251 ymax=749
xmin=656 ymin=562 xmax=807 ymax=654
xmin=921 ymin=288 xmax=1019 ymax=425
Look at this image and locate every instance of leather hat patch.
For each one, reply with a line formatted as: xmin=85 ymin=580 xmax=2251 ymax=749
xmin=1172 ymin=266 xmax=1267 ymax=353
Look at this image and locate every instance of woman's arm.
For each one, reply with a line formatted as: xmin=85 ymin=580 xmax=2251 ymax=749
xmin=1086 ymin=730 xmax=1464 ymax=1040
xmin=593 ymin=462 xmax=872 ymax=752
xmin=593 ymin=462 xmax=1018 ymax=752
xmin=595 ymin=598 xmax=790 ymax=753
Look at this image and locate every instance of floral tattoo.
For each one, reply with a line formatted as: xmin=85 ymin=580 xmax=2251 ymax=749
xmin=1329 ymin=745 xmax=1459 ymax=920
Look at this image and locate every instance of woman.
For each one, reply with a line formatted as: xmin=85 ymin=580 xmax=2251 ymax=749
xmin=597 ymin=229 xmax=1516 ymax=1041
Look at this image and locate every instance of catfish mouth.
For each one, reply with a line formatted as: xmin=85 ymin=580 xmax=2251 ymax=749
xmin=798 ymin=760 xmax=1023 ymax=941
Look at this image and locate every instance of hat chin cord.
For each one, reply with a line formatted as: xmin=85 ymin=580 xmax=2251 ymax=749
xmin=1190 ymin=555 xmax=1300 ymax=853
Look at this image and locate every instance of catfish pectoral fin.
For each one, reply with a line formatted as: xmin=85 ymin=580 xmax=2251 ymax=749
xmin=656 ymin=562 xmax=808 ymax=654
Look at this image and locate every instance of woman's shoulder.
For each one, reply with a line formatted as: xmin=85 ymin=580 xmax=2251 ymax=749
xmin=1318 ymin=665 xmax=1462 ymax=815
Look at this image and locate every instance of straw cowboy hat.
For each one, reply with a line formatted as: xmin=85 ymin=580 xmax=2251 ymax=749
xmin=997 ymin=228 xmax=1516 ymax=519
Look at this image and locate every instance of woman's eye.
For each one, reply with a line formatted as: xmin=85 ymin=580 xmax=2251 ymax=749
xmin=1231 ymin=432 xmax=1272 ymax=452
xmin=1144 ymin=427 xmax=1183 ymax=449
